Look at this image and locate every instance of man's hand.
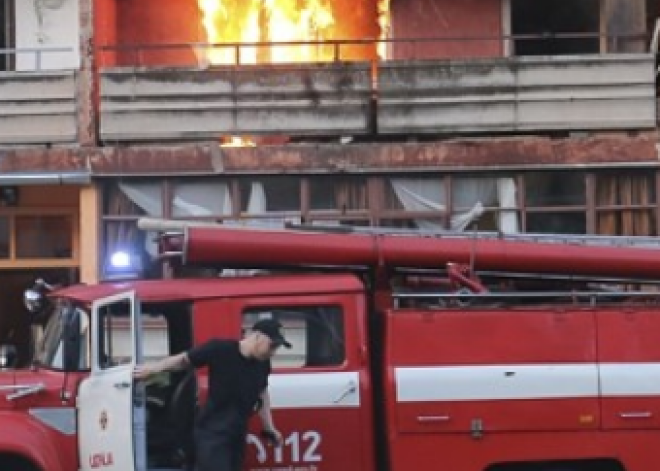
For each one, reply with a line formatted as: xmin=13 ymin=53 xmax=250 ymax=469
xmin=133 ymin=364 xmax=158 ymax=380
xmin=133 ymin=352 xmax=189 ymax=381
xmin=261 ymin=428 xmax=284 ymax=447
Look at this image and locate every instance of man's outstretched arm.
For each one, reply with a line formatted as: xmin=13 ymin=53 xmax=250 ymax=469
xmin=133 ymin=352 xmax=190 ymax=380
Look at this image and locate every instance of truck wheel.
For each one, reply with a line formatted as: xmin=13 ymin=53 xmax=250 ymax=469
xmin=0 ymin=456 xmax=39 ymax=471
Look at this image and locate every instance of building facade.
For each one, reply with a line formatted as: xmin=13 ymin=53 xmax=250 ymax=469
xmin=0 ymin=0 xmax=658 ymax=294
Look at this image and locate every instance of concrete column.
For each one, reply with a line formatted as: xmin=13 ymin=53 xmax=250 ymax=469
xmin=79 ymin=185 xmax=100 ymax=284
xmin=78 ymin=0 xmax=97 ymax=146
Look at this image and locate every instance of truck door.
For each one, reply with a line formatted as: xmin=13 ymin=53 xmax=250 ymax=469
xmin=78 ymin=291 xmax=146 ymax=471
xmin=193 ymin=290 xmax=374 ymax=471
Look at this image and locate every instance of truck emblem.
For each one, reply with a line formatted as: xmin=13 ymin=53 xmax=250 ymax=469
xmin=99 ymin=411 xmax=108 ymax=431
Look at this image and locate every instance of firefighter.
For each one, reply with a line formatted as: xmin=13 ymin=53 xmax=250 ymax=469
xmin=134 ymin=318 xmax=291 ymax=471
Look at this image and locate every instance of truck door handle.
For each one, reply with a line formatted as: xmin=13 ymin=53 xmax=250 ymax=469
xmin=619 ymin=411 xmax=653 ymax=419
xmin=114 ymin=381 xmax=131 ymax=390
xmin=417 ymin=415 xmax=451 ymax=423
xmin=333 ymin=380 xmax=356 ymax=403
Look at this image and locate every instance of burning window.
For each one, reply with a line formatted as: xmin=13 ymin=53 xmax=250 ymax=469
xmin=197 ymin=0 xmax=383 ymax=65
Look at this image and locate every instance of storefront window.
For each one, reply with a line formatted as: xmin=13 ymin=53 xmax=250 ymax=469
xmin=15 ymin=215 xmax=73 ymax=259
xmin=0 ymin=216 xmax=8 ymax=258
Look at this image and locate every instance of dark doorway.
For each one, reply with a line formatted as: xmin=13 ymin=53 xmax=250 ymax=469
xmin=511 ymin=0 xmax=600 ymax=56
xmin=649 ymin=0 xmax=659 ymax=42
xmin=0 ymin=0 xmax=14 ymax=71
xmin=0 ymin=268 xmax=77 ymax=367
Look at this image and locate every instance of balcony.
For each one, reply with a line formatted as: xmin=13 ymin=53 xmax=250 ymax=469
xmin=98 ymin=39 xmax=657 ymax=143
xmin=0 ymin=39 xmax=656 ymax=147
xmin=0 ymin=47 xmax=78 ymax=146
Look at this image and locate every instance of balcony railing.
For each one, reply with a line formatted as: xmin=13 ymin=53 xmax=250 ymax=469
xmin=0 ymin=35 xmax=656 ymax=146
xmin=97 ymin=35 xmax=656 ymax=142
xmin=0 ymin=47 xmax=78 ymax=146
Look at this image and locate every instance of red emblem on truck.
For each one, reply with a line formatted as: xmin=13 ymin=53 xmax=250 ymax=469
xmin=99 ymin=410 xmax=108 ymax=431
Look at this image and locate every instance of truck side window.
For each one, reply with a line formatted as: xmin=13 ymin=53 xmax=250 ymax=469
xmin=97 ymin=305 xmax=134 ymax=369
xmin=242 ymin=306 xmax=345 ymax=369
xmin=96 ymin=308 xmax=171 ymax=369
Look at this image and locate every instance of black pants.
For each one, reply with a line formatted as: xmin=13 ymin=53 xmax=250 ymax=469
xmin=195 ymin=428 xmax=246 ymax=471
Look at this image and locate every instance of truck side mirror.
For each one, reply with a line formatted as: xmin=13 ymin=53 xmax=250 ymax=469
xmin=61 ymin=307 xmax=81 ymax=372
xmin=0 ymin=344 xmax=17 ymax=369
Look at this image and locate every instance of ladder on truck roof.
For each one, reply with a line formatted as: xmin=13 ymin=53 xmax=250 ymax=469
xmin=285 ymin=223 xmax=660 ymax=250
xmin=141 ymin=218 xmax=660 ymax=287
xmin=141 ymin=217 xmax=660 ymax=251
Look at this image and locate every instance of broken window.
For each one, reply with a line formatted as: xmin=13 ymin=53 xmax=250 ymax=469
xmin=511 ymin=0 xmax=600 ymax=55
xmin=0 ymin=0 xmax=14 ymax=71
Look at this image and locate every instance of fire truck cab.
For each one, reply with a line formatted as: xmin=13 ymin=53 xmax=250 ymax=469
xmin=2 ymin=224 xmax=660 ymax=471
xmin=2 ymin=271 xmax=369 ymax=471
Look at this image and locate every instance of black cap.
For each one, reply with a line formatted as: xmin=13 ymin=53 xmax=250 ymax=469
xmin=252 ymin=319 xmax=292 ymax=349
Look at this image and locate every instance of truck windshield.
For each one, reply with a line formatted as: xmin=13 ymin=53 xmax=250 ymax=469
xmin=36 ymin=305 xmax=90 ymax=370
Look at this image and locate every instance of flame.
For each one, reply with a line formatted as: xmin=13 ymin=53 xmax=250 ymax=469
xmin=198 ymin=0 xmax=336 ymax=65
xmin=221 ymin=136 xmax=257 ymax=147
xmin=376 ymin=0 xmax=390 ymax=60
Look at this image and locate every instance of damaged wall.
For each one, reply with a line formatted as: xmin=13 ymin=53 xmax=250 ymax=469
xmin=389 ymin=0 xmax=503 ymax=59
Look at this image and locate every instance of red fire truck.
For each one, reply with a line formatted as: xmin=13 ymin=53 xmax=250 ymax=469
xmin=1 ymin=223 xmax=660 ymax=471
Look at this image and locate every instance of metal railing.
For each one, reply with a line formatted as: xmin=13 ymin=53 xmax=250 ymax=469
xmin=98 ymin=32 xmax=650 ymax=68
xmin=0 ymin=46 xmax=74 ymax=71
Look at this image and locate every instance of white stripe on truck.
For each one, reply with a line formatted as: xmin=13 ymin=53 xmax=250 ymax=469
xmin=396 ymin=364 xmax=599 ymax=402
xmin=269 ymin=371 xmax=360 ymax=409
xmin=396 ymin=363 xmax=660 ymax=402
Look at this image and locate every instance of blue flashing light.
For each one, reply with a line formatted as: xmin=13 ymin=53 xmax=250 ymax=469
xmin=110 ymin=251 xmax=131 ymax=269
xmin=104 ymin=250 xmax=143 ymax=280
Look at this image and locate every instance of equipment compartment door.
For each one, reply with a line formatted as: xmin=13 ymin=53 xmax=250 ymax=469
xmin=598 ymin=309 xmax=660 ymax=430
xmin=78 ymin=291 xmax=145 ymax=471
xmin=388 ymin=308 xmax=601 ymax=434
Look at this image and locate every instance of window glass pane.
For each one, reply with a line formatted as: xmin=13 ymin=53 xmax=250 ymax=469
xmin=240 ymin=178 xmax=300 ymax=213
xmin=242 ymin=306 xmax=345 ymax=369
xmin=386 ymin=178 xmax=445 ymax=211
xmin=0 ymin=216 xmax=8 ymax=258
xmin=595 ymin=173 xmax=656 ymax=206
xmin=142 ymin=315 xmax=169 ymax=362
xmin=597 ymin=210 xmax=657 ymax=236
xmin=595 ymin=172 xmax=656 ymax=236
xmin=526 ymin=212 xmax=586 ymax=234
xmin=16 ymin=215 xmax=72 ymax=258
xmin=310 ymin=177 xmax=367 ymax=211
xmin=172 ymin=180 xmax=232 ymax=217
xmin=98 ymin=302 xmax=133 ymax=369
xmin=525 ymin=172 xmax=586 ymax=207
xmin=105 ymin=182 xmax=162 ymax=217
xmin=511 ymin=0 xmax=600 ymax=56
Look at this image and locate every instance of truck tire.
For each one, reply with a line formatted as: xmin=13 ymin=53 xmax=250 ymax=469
xmin=0 ymin=456 xmax=39 ymax=471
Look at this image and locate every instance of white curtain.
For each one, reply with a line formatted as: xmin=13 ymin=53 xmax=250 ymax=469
xmin=391 ymin=177 xmax=519 ymax=233
xmin=391 ymin=178 xmax=447 ymax=230
xmin=118 ymin=182 xmax=163 ymax=216
xmin=172 ymin=181 xmax=232 ymax=217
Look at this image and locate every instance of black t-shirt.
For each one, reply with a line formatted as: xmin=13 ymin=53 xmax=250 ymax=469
xmin=187 ymin=339 xmax=271 ymax=434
